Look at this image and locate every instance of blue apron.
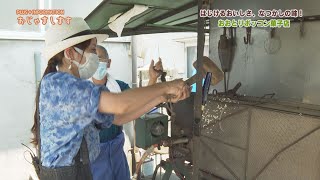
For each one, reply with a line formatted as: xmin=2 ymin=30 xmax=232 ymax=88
xmin=90 ymin=132 xmax=130 ymax=180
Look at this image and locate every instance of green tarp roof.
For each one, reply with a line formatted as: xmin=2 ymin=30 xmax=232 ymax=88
xmin=85 ymin=0 xmax=201 ymax=37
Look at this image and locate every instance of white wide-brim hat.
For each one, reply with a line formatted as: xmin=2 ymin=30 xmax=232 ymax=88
xmin=44 ymin=17 xmax=108 ymax=60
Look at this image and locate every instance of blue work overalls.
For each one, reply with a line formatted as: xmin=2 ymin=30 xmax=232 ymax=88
xmin=90 ymin=80 xmax=131 ymax=180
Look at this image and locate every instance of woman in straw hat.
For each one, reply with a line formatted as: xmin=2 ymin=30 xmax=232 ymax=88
xmin=30 ymin=17 xmax=190 ymax=180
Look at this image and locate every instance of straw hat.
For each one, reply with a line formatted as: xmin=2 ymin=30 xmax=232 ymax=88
xmin=44 ymin=17 xmax=108 ymax=60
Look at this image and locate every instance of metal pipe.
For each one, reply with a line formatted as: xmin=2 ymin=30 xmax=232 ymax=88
xmin=224 ymin=72 xmax=227 ymax=92
xmin=131 ymin=36 xmax=138 ymax=88
xmin=193 ymin=1 xmax=208 ymax=179
xmin=171 ymin=138 xmax=189 ymax=145
xmin=132 ymin=145 xmax=155 ymax=180
xmin=162 ymin=138 xmax=189 ymax=147
xmin=34 ymin=52 xmax=42 ymax=88
xmin=146 ymin=24 xmax=197 ymax=32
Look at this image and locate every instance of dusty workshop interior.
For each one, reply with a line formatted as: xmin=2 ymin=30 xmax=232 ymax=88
xmin=1 ymin=0 xmax=320 ymax=180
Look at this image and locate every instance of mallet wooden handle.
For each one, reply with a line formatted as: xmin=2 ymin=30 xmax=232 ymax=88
xmin=185 ymin=74 xmax=198 ymax=85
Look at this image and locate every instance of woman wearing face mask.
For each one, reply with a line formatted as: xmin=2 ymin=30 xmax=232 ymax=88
xmin=31 ymin=17 xmax=190 ymax=180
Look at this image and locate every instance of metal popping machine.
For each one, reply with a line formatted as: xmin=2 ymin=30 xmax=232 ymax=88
xmin=134 ymin=56 xmax=320 ymax=180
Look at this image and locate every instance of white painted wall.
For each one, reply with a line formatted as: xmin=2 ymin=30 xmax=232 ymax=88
xmin=0 ymin=0 xmax=104 ymax=32
xmin=0 ymin=39 xmax=44 ymax=179
xmin=133 ymin=33 xmax=187 ymax=79
xmin=0 ymin=0 xmax=39 ymax=32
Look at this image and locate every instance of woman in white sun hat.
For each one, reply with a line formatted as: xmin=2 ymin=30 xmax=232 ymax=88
xmin=30 ymin=17 xmax=190 ymax=180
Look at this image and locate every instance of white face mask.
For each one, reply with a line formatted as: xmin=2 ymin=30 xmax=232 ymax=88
xmin=92 ymin=62 xmax=108 ymax=80
xmin=72 ymin=47 xmax=99 ymax=79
